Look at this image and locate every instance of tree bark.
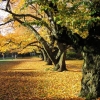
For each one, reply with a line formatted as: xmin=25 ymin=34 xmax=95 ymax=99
xmin=54 ymin=42 xmax=67 ymax=72
xmin=2 ymin=53 xmax=5 ymax=59
xmin=46 ymin=57 xmax=52 ymax=65
xmin=54 ymin=51 xmax=67 ymax=72
xmin=40 ymin=48 xmax=47 ymax=61
xmin=41 ymin=48 xmax=52 ymax=65
xmin=40 ymin=49 xmax=44 ymax=60
xmin=80 ymin=52 xmax=100 ymax=99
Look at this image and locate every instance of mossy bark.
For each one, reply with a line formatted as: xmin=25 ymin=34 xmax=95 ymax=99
xmin=80 ymin=52 xmax=100 ymax=99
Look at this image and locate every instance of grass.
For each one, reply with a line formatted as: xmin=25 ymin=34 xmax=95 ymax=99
xmin=0 ymin=57 xmax=84 ymax=100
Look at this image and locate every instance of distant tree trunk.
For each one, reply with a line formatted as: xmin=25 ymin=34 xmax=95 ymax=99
xmin=41 ymin=48 xmax=46 ymax=61
xmin=14 ymin=54 xmax=17 ymax=59
xmin=80 ymin=52 xmax=100 ymax=99
xmin=2 ymin=53 xmax=5 ymax=59
xmin=42 ymin=41 xmax=67 ymax=71
xmin=54 ymin=42 xmax=67 ymax=72
xmin=40 ymin=48 xmax=52 ymax=65
xmin=40 ymin=49 xmax=44 ymax=60
xmin=54 ymin=51 xmax=67 ymax=72
xmin=46 ymin=57 xmax=52 ymax=65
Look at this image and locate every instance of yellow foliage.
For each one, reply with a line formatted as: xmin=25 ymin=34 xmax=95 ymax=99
xmin=0 ymin=58 xmax=84 ymax=100
xmin=10 ymin=0 xmax=25 ymax=13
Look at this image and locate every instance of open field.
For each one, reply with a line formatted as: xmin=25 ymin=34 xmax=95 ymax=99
xmin=0 ymin=57 xmax=84 ymax=100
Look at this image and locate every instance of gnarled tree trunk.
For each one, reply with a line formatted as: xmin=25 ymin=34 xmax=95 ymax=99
xmin=80 ymin=52 xmax=100 ymax=99
xmin=80 ymin=1 xmax=100 ymax=99
xmin=54 ymin=42 xmax=67 ymax=72
xmin=54 ymin=51 xmax=67 ymax=72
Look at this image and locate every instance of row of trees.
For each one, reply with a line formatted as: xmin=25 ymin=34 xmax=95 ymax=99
xmin=0 ymin=0 xmax=100 ymax=99
xmin=0 ymin=28 xmax=39 ymax=55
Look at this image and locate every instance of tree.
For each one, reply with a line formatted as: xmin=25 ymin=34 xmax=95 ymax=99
xmin=79 ymin=0 xmax=100 ymax=99
xmin=45 ymin=0 xmax=100 ymax=99
xmin=0 ymin=34 xmax=7 ymax=59
xmin=0 ymin=25 xmax=39 ymax=58
xmin=0 ymin=0 xmax=68 ymax=71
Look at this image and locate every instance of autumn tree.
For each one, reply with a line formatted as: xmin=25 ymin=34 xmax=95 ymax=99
xmin=0 ymin=24 xmax=39 ymax=58
xmin=44 ymin=0 xmax=100 ymax=99
xmin=0 ymin=34 xmax=7 ymax=58
xmin=0 ymin=0 xmax=68 ymax=71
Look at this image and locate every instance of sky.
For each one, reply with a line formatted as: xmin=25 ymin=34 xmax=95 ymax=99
xmin=0 ymin=1 xmax=8 ymax=19
xmin=0 ymin=1 xmax=13 ymax=35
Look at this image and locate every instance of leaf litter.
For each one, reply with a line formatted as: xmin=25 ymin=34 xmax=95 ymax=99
xmin=0 ymin=58 xmax=84 ymax=100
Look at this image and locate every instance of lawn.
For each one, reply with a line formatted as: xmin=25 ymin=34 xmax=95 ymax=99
xmin=0 ymin=57 xmax=84 ymax=100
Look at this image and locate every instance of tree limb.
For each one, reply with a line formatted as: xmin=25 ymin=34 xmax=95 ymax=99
xmin=0 ymin=19 xmax=14 ymax=26
xmin=23 ymin=41 xmax=39 ymax=49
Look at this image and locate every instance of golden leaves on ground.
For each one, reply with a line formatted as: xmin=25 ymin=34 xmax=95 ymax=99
xmin=0 ymin=58 xmax=84 ymax=100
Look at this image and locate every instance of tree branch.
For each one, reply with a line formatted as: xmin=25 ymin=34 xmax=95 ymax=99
xmin=0 ymin=19 xmax=14 ymax=26
xmin=6 ymin=0 xmax=11 ymax=11
xmin=23 ymin=41 xmax=39 ymax=49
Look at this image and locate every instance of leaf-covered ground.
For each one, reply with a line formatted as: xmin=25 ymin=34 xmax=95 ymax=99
xmin=0 ymin=57 xmax=84 ymax=100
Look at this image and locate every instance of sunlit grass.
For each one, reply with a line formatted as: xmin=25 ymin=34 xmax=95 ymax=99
xmin=0 ymin=57 xmax=84 ymax=100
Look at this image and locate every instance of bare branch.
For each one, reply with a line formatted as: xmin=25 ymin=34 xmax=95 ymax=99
xmin=6 ymin=0 xmax=11 ymax=11
xmin=23 ymin=41 xmax=39 ymax=49
xmin=0 ymin=7 xmax=51 ymax=32
xmin=30 ymin=4 xmax=43 ymax=18
xmin=7 ymin=10 xmax=42 ymax=20
xmin=23 ymin=44 xmax=42 ymax=51
xmin=0 ymin=19 xmax=14 ymax=26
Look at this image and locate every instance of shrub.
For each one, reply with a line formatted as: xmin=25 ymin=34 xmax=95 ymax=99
xmin=66 ymin=51 xmax=83 ymax=60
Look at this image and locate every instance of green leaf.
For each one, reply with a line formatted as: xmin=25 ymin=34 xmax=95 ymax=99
xmin=57 ymin=20 xmax=62 ymax=24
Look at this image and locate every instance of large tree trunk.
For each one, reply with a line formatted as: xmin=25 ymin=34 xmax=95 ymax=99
xmin=80 ymin=52 xmax=100 ymax=99
xmin=79 ymin=1 xmax=100 ymax=99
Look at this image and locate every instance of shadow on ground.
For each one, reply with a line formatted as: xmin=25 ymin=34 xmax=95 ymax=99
xmin=0 ymin=61 xmax=25 ymax=71
xmin=0 ymin=58 xmax=83 ymax=100
xmin=0 ymin=71 xmax=83 ymax=100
